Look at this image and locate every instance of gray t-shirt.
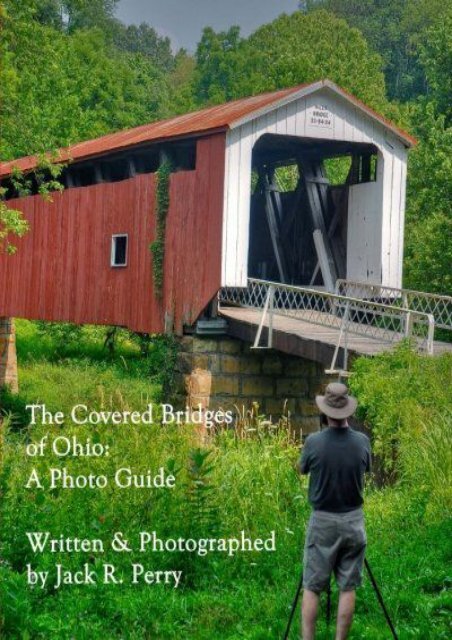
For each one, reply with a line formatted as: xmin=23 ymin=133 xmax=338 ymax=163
xmin=300 ymin=427 xmax=371 ymax=513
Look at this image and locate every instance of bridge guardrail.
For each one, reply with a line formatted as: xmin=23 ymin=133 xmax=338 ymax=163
xmin=219 ymin=278 xmax=435 ymax=356
xmin=335 ymin=279 xmax=452 ymax=332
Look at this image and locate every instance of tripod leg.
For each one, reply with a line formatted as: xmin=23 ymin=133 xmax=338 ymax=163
xmin=365 ymin=558 xmax=399 ymax=640
xmin=283 ymin=567 xmax=304 ymax=640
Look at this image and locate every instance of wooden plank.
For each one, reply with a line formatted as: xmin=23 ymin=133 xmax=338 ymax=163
xmin=268 ymin=170 xmax=284 ymax=225
xmin=313 ymin=230 xmax=335 ymax=292
xmin=263 ymin=173 xmax=288 ymax=282
xmin=234 ymin=121 xmax=254 ymax=286
xmin=301 ymin=160 xmax=338 ymax=284
xmin=310 ymin=187 xmax=347 ymax=284
xmin=301 ymin=161 xmax=328 ymax=233
xmin=347 ymin=180 xmax=381 ymax=283
xmin=222 ymin=128 xmax=241 ymax=286
xmin=301 ymin=160 xmax=338 ymax=287
xmin=165 ymin=134 xmax=226 ymax=333
xmin=281 ymin=178 xmax=304 ymax=241
xmin=397 ymin=156 xmax=407 ymax=288
xmin=313 ymin=162 xmax=329 ymax=220
xmin=380 ymin=147 xmax=393 ymax=285
xmin=388 ymin=147 xmax=404 ymax=287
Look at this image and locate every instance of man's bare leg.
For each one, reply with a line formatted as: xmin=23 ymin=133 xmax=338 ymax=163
xmin=335 ymin=590 xmax=356 ymax=640
xmin=301 ymin=589 xmax=320 ymax=640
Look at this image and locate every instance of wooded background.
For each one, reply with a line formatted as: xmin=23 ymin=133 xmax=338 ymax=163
xmin=1 ymin=0 xmax=451 ymax=293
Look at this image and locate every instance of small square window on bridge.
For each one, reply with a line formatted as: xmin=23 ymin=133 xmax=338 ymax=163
xmin=111 ymin=234 xmax=128 ymax=267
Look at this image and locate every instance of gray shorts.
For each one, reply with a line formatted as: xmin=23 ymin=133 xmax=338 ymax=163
xmin=303 ymin=508 xmax=366 ymax=593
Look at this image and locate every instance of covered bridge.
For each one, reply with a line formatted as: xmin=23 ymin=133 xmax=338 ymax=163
xmin=0 ymin=79 xmax=415 ymax=335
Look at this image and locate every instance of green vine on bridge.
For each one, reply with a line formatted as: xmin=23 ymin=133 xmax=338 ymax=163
xmin=150 ymin=158 xmax=173 ymax=298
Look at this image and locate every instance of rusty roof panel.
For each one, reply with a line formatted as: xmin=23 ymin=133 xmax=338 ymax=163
xmin=0 ymin=80 xmax=415 ymax=177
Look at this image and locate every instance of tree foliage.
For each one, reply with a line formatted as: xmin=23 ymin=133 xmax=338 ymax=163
xmin=112 ymin=22 xmax=175 ymax=73
xmin=404 ymin=212 xmax=451 ymax=294
xmin=0 ymin=8 xmax=169 ymax=160
xmin=305 ymin=0 xmax=450 ymax=102
xmin=402 ymin=10 xmax=452 ymax=293
xmin=0 ymin=158 xmax=65 ymax=253
xmin=0 ymin=201 xmax=29 ymax=255
xmin=5 ymin=0 xmax=119 ymax=32
xmin=0 ymin=0 xmax=170 ymax=251
xmin=404 ymin=110 xmax=452 ymax=293
xmin=417 ymin=8 xmax=452 ymax=127
xmin=0 ymin=0 xmax=450 ymax=295
xmin=194 ymin=11 xmax=388 ymax=111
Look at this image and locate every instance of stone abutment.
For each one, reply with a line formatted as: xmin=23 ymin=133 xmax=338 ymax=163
xmin=174 ymin=334 xmax=330 ymax=435
xmin=0 ymin=317 xmax=18 ymax=393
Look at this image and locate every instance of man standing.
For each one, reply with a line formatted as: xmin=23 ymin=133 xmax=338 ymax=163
xmin=299 ymin=382 xmax=371 ymax=640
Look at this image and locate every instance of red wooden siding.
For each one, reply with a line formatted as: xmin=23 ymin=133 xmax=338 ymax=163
xmin=164 ymin=134 xmax=226 ymax=333
xmin=0 ymin=134 xmax=226 ymax=334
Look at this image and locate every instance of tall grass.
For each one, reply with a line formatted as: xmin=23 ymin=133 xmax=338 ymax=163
xmin=350 ymin=344 xmax=451 ymax=473
xmin=400 ymin=414 xmax=452 ymax=516
xmin=0 ymin=324 xmax=450 ymax=638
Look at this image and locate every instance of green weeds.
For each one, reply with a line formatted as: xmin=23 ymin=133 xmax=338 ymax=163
xmin=0 ymin=326 xmax=450 ymax=638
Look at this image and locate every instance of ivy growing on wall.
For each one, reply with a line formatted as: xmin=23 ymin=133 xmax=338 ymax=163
xmin=150 ymin=158 xmax=173 ymax=297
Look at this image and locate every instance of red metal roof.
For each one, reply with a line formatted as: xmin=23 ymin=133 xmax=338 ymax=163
xmin=0 ymin=80 xmax=416 ymax=177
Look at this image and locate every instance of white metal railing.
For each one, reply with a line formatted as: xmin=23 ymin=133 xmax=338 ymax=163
xmin=219 ymin=279 xmax=435 ymax=361
xmin=336 ymin=280 xmax=452 ymax=331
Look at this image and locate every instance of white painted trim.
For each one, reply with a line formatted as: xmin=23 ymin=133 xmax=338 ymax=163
xmin=111 ymin=233 xmax=128 ymax=268
xmin=229 ymin=82 xmax=325 ymax=130
xmin=229 ymin=80 xmax=414 ymax=149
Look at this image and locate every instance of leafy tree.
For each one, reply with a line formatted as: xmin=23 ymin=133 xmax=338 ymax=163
xmin=194 ymin=26 xmax=246 ymax=104
xmin=0 ymin=0 xmax=169 ymax=253
xmin=402 ymin=12 xmax=452 ymax=294
xmin=23 ymin=0 xmax=64 ymax=28
xmin=406 ymin=106 xmax=452 ymax=224
xmin=193 ymin=11 xmax=388 ymax=112
xmin=13 ymin=2 xmax=176 ymax=72
xmin=0 ymin=8 xmax=169 ymax=160
xmin=169 ymin=50 xmax=197 ymax=114
xmin=112 ymin=22 xmax=175 ymax=72
xmin=404 ymin=212 xmax=451 ymax=294
xmin=403 ymin=107 xmax=452 ymax=295
xmin=0 ymin=201 xmax=29 ymax=255
xmin=417 ymin=8 xmax=452 ymax=127
xmin=6 ymin=0 xmax=119 ymax=32
xmin=305 ymin=0 xmax=450 ymax=101
xmin=61 ymin=0 xmax=119 ymax=33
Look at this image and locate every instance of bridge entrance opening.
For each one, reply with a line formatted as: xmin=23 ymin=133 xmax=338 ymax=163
xmin=248 ymin=134 xmax=379 ymax=290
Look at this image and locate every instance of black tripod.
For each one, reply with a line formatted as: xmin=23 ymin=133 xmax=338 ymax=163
xmin=283 ymin=558 xmax=399 ymax=639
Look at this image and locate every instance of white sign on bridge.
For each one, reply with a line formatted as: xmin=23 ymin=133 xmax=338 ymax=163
xmin=308 ymin=103 xmax=333 ymax=129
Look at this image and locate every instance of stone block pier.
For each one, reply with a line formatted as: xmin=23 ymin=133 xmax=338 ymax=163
xmin=0 ymin=317 xmax=18 ymax=393
xmin=174 ymin=334 xmax=330 ymax=434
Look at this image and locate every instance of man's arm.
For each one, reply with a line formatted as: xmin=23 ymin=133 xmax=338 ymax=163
xmin=298 ymin=436 xmax=312 ymax=475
